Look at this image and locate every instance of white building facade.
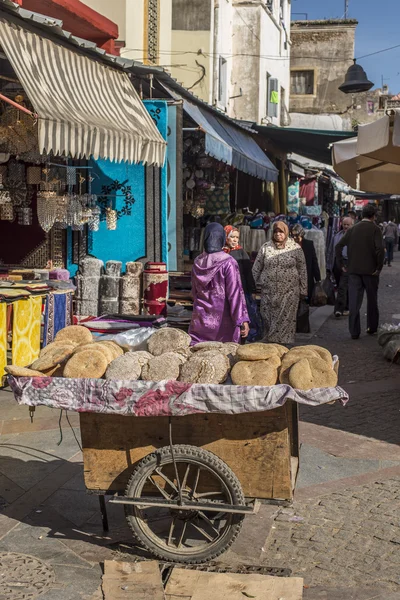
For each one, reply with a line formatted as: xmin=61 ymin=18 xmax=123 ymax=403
xmin=82 ymin=0 xmax=291 ymax=126
xmin=169 ymin=0 xmax=291 ymax=125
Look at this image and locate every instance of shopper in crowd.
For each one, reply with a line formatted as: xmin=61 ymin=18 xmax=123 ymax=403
xmin=397 ymin=222 xmax=400 ymax=251
xmin=290 ymin=224 xmax=321 ymax=301
xmin=335 ymin=204 xmax=384 ymax=340
xmin=383 ymin=220 xmax=398 ymax=267
xmin=189 ymin=222 xmax=249 ymax=344
xmin=223 ymin=225 xmax=262 ymax=341
xmin=252 ymin=221 xmax=307 ymax=345
xmin=332 ymin=216 xmax=354 ymax=317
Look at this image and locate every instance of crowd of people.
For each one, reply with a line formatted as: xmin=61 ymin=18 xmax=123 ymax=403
xmin=188 ymin=204 xmax=388 ymax=348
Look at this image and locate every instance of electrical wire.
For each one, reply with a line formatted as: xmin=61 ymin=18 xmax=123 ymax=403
xmin=119 ymin=41 xmax=400 ymax=63
xmin=358 ymin=43 xmax=400 ymax=61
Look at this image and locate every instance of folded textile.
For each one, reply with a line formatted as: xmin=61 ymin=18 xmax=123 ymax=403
xmin=43 ymin=292 xmax=73 ymax=346
xmin=0 ymin=288 xmax=31 ymax=301
xmin=0 ymin=303 xmax=6 ymax=379
xmin=11 ymin=296 xmax=42 ymax=367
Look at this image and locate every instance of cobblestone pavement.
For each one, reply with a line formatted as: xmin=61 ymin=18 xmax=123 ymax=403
xmin=263 ymin=477 xmax=400 ymax=592
xmin=299 ymin=261 xmax=400 ymax=445
xmin=266 ymin=260 xmax=400 ymax=598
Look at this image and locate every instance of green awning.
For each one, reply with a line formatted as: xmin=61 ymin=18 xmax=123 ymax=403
xmin=253 ymin=125 xmax=356 ymax=165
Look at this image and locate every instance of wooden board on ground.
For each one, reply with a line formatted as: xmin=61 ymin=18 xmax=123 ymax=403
xmin=80 ymin=401 xmax=299 ymax=501
xmin=165 ymin=568 xmax=303 ymax=600
xmin=102 ymin=560 xmax=164 ymax=600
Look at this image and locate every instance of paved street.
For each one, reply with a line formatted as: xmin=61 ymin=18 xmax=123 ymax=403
xmin=0 ymin=261 xmax=400 ymax=599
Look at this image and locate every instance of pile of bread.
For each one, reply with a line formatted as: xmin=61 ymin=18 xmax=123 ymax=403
xmin=231 ymin=343 xmax=338 ymax=390
xmin=5 ymin=327 xmax=338 ymax=390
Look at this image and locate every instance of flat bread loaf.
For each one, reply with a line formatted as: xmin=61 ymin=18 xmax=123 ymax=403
xmin=231 ymin=360 xmax=279 ymax=386
xmin=64 ymin=349 xmax=108 ymax=379
xmin=54 ymin=325 xmax=93 ymax=346
xmin=236 ymin=343 xmax=280 ymax=362
xmin=288 ymin=357 xmax=338 ymax=390
xmin=141 ymin=352 xmax=183 ymax=381
xmin=147 ymin=328 xmax=191 ymax=356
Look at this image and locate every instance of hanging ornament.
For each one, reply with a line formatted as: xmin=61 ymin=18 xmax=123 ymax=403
xmin=37 ymin=192 xmax=57 ymax=232
xmin=18 ymin=207 xmax=32 ymax=226
xmin=88 ymin=206 xmax=101 ymax=232
xmin=106 ymin=207 xmax=117 ymax=230
xmin=0 ymin=190 xmax=10 ymax=205
xmin=0 ymin=202 xmax=14 ymax=221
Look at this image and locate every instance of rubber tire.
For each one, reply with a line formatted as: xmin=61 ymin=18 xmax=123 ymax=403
xmin=124 ymin=444 xmax=245 ymax=564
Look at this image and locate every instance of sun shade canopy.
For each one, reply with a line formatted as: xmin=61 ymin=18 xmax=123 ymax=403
xmin=254 ymin=125 xmax=356 ymax=165
xmin=0 ymin=17 xmax=166 ymax=165
xmin=182 ymin=98 xmax=278 ymax=182
xmin=332 ymin=112 xmax=400 ymax=194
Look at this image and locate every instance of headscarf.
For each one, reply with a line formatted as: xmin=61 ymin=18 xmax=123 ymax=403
xmin=223 ymin=225 xmax=242 ymax=253
xmin=203 ymin=222 xmax=226 ymax=254
xmin=291 ymin=223 xmax=305 ymax=239
xmin=273 ymin=221 xmax=289 ymax=249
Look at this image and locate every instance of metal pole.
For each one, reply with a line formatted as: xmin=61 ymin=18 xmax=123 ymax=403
xmin=344 ymin=0 xmax=349 ymax=18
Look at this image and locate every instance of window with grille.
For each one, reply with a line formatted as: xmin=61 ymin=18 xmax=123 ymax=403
xmin=146 ymin=0 xmax=159 ymax=64
xmin=290 ymin=70 xmax=315 ymax=95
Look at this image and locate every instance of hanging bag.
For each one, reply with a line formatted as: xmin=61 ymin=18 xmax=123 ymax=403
xmin=311 ymin=281 xmax=327 ymax=307
xmin=322 ymin=274 xmax=335 ymax=306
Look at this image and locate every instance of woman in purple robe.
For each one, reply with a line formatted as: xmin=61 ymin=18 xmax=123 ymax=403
xmin=189 ymin=223 xmax=250 ymax=344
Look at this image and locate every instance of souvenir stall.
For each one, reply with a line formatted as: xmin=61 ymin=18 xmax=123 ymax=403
xmin=0 ymin=7 xmax=166 ymax=378
xmin=159 ymin=94 xmax=277 ymax=269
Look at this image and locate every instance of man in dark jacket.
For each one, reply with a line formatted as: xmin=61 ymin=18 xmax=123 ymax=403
xmin=291 ymin=224 xmax=321 ymax=301
xmin=336 ymin=204 xmax=384 ymax=339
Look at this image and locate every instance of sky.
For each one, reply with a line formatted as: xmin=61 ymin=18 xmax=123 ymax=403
xmin=292 ymin=0 xmax=400 ymax=93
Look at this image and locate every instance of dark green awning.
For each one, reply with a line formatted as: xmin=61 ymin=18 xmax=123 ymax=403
xmin=253 ymin=125 xmax=356 ymax=165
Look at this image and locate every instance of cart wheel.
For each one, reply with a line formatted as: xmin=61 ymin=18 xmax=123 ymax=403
xmin=124 ymin=444 xmax=245 ymax=563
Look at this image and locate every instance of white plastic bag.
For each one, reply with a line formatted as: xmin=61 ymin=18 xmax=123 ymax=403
xmin=97 ymin=327 xmax=155 ymax=352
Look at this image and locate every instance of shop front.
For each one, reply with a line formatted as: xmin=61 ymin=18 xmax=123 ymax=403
xmin=0 ymin=9 xmax=166 ymax=276
xmin=0 ymin=6 xmax=166 ymax=378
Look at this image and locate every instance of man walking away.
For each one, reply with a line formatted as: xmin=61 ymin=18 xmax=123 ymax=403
xmin=333 ymin=216 xmax=354 ymax=317
xmin=336 ymin=204 xmax=384 ymax=340
xmin=384 ymin=220 xmax=398 ymax=267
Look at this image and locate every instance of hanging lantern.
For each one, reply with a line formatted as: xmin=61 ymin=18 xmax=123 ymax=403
xmin=339 ymin=60 xmax=374 ymax=94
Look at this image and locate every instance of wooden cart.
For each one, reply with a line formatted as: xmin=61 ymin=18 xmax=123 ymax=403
xmin=79 ymin=401 xmax=299 ymax=564
xmin=80 ymin=402 xmax=299 ymax=501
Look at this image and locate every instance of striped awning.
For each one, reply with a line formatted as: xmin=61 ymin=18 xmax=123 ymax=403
xmin=0 ymin=18 xmax=166 ymax=166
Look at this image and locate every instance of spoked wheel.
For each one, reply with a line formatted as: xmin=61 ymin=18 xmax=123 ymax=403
xmin=124 ymin=445 xmax=245 ymax=563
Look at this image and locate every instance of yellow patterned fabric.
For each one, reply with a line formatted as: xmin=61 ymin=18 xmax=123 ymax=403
xmin=0 ymin=303 xmax=6 ymax=379
xmin=12 ymin=296 xmax=42 ymax=367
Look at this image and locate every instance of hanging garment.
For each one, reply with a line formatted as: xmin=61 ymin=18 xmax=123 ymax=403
xmin=12 ymin=296 xmax=42 ymax=367
xmin=204 ymin=183 xmax=230 ymax=215
xmin=43 ymin=292 xmax=73 ymax=346
xmin=287 ymin=181 xmax=300 ymax=213
xmin=300 ymin=178 xmax=316 ymax=206
xmin=0 ymin=303 xmax=7 ymax=379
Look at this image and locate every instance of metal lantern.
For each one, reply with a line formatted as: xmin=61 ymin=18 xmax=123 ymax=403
xmin=339 ymin=60 xmax=374 ymax=94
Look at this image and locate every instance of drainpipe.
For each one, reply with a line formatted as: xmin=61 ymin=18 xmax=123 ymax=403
xmin=213 ymin=0 xmax=220 ymax=105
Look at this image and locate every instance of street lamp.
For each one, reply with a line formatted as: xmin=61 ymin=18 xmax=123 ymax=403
xmin=339 ymin=59 xmax=374 ymax=94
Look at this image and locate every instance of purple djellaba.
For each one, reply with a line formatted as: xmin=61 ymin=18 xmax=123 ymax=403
xmin=189 ymin=223 xmax=249 ymax=344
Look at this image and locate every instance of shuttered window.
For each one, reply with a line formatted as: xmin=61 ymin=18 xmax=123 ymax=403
xmin=290 ymin=70 xmax=315 ymax=95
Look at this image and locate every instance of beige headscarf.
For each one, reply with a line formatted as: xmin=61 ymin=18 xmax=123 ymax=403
xmin=273 ymin=221 xmax=289 ymax=249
